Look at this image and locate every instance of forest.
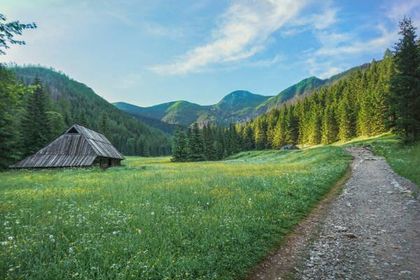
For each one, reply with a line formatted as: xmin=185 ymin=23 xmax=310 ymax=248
xmin=171 ymin=18 xmax=420 ymax=162
xmin=0 ymin=65 xmax=172 ymax=169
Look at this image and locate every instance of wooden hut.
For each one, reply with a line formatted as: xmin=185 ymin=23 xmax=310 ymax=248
xmin=12 ymin=124 xmax=124 ymax=168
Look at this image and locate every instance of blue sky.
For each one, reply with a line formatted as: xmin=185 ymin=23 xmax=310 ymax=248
xmin=2 ymin=0 xmax=420 ymax=106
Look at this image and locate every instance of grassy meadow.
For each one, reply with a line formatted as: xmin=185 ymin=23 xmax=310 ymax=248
xmin=0 ymin=147 xmax=351 ymax=279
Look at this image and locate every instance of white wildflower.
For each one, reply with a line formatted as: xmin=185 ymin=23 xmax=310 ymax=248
xmin=7 ymin=236 xmax=13 ymax=241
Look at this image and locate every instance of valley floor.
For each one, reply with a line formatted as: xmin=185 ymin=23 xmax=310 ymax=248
xmin=1 ymin=135 xmax=419 ymax=280
xmin=0 ymin=146 xmax=350 ymax=280
xmin=251 ymin=146 xmax=420 ymax=280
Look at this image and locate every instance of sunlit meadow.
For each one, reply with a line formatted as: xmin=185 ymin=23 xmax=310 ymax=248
xmin=1 ymin=147 xmax=350 ymax=280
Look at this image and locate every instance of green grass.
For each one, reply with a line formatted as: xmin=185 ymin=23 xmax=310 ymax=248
xmin=345 ymin=134 xmax=420 ymax=186
xmin=0 ymin=147 xmax=351 ymax=280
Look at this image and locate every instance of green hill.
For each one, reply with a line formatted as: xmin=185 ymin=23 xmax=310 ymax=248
xmin=115 ymin=90 xmax=272 ymax=127
xmin=257 ymin=77 xmax=326 ymax=112
xmin=115 ymin=63 xmax=369 ymax=128
xmin=12 ymin=66 xmax=171 ymax=156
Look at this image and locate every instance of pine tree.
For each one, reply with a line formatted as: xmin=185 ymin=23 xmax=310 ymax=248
xmin=284 ymin=106 xmax=299 ymax=144
xmin=214 ymin=127 xmax=226 ymax=159
xmin=21 ymin=79 xmax=51 ymax=155
xmin=390 ymin=17 xmax=420 ymax=142
xmin=99 ymin=113 xmax=109 ymax=137
xmin=226 ymin=124 xmax=240 ymax=155
xmin=254 ymin=119 xmax=267 ymax=149
xmin=241 ymin=125 xmax=254 ymax=150
xmin=321 ymin=105 xmax=337 ymax=144
xmin=0 ymin=66 xmax=24 ymax=168
xmin=272 ymin=109 xmax=286 ymax=148
xmin=307 ymin=101 xmax=322 ymax=145
xmin=203 ymin=124 xmax=217 ymax=160
xmin=171 ymin=127 xmax=188 ymax=162
xmin=337 ymin=94 xmax=354 ymax=141
xmin=188 ymin=123 xmax=205 ymax=161
xmin=46 ymin=111 xmax=65 ymax=139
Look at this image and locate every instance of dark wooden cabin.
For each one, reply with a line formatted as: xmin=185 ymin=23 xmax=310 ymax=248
xmin=11 ymin=124 xmax=124 ymax=169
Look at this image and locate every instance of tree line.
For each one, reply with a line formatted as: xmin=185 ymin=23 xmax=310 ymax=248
xmin=172 ymin=18 xmax=420 ymax=162
xmin=172 ymin=123 xmax=241 ymax=161
xmin=0 ymin=66 xmax=173 ymax=169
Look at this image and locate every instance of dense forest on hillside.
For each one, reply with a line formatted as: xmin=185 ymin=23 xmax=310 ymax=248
xmin=116 ymin=66 xmax=370 ymax=128
xmin=0 ymin=66 xmax=171 ymax=168
xmin=171 ymin=55 xmax=394 ymax=161
xmin=172 ymin=19 xmax=420 ymax=162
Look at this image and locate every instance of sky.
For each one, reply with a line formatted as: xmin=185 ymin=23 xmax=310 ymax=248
xmin=2 ymin=0 xmax=420 ymax=106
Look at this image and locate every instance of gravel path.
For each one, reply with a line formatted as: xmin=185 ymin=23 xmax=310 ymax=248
xmin=249 ymin=147 xmax=420 ymax=280
xmin=297 ymin=147 xmax=420 ymax=280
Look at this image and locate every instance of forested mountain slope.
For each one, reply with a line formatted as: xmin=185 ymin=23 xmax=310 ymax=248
xmin=12 ymin=66 xmax=171 ymax=156
xmin=115 ymin=90 xmax=272 ymax=127
xmin=238 ymin=56 xmax=394 ymax=149
xmin=115 ymin=65 xmax=366 ymax=127
xmin=171 ymin=55 xmax=395 ymax=162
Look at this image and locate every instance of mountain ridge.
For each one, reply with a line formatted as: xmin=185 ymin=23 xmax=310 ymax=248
xmin=114 ymin=62 xmax=371 ymax=127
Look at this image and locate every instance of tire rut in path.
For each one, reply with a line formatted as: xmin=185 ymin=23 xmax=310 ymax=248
xmin=250 ymin=147 xmax=420 ymax=280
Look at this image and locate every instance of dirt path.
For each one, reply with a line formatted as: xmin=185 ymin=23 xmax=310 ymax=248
xmin=250 ymin=147 xmax=420 ymax=280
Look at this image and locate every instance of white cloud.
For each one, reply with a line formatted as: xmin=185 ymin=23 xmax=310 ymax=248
xmin=294 ymin=1 xmax=337 ymax=30
xmin=151 ymin=0 xmax=309 ymax=75
xmin=386 ymin=0 xmax=420 ymax=28
xmin=314 ymin=26 xmax=396 ymax=57
xmin=304 ymin=24 xmax=397 ymax=78
xmin=280 ymin=1 xmax=337 ymax=37
xmin=387 ymin=0 xmax=420 ymax=21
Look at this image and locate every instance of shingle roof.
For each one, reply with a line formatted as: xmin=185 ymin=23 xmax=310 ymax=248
xmin=11 ymin=124 xmax=124 ymax=168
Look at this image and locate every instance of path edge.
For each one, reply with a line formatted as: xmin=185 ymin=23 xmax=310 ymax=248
xmin=246 ymin=156 xmax=353 ymax=280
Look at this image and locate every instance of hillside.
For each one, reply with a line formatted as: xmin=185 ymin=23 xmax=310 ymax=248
xmin=115 ymin=90 xmax=272 ymax=127
xmin=12 ymin=66 xmax=171 ymax=156
xmin=115 ymin=65 xmax=365 ymax=127
xmin=257 ymin=76 xmax=326 ymax=112
xmin=115 ymin=90 xmax=273 ymax=127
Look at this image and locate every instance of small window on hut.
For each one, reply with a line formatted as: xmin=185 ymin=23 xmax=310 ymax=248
xmin=67 ymin=127 xmax=79 ymax=134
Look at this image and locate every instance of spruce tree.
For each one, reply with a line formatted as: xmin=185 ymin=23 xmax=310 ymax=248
xmin=171 ymin=127 xmax=188 ymax=162
xmin=390 ymin=17 xmax=420 ymax=142
xmin=337 ymin=94 xmax=354 ymax=141
xmin=321 ymin=105 xmax=337 ymax=144
xmin=272 ymin=109 xmax=286 ymax=148
xmin=188 ymin=123 xmax=205 ymax=161
xmin=284 ymin=106 xmax=299 ymax=144
xmin=21 ymin=79 xmax=51 ymax=155
xmin=254 ymin=119 xmax=267 ymax=149
xmin=242 ymin=125 xmax=254 ymax=150
xmin=99 ymin=113 xmax=109 ymax=137
xmin=0 ymin=66 xmax=24 ymax=167
xmin=203 ymin=124 xmax=217 ymax=160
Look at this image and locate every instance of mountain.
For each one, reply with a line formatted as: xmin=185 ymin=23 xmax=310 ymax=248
xmin=115 ymin=90 xmax=272 ymax=127
xmin=257 ymin=77 xmax=326 ymax=112
xmin=112 ymin=102 xmax=179 ymax=134
xmin=216 ymin=90 xmax=270 ymax=111
xmin=115 ymin=63 xmax=371 ymax=128
xmin=12 ymin=66 xmax=171 ymax=156
xmin=115 ymin=78 xmax=329 ymax=127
